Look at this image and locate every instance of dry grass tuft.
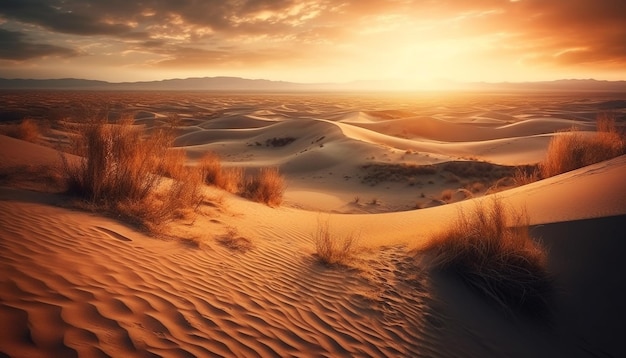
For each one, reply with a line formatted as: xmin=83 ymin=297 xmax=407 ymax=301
xmin=415 ymin=198 xmax=551 ymax=315
xmin=216 ymin=227 xmax=253 ymax=253
xmin=156 ymin=148 xmax=188 ymax=179
xmin=18 ymin=118 xmax=41 ymax=142
xmin=199 ymin=152 xmax=222 ymax=185
xmin=243 ymin=167 xmax=285 ymax=207
xmin=440 ymin=189 xmax=454 ymax=203
xmin=218 ymin=167 xmax=244 ymax=194
xmin=2 ymin=118 xmax=41 ymax=142
xmin=540 ymin=114 xmax=625 ymax=178
xmin=60 ymin=115 xmax=204 ymax=232
xmin=314 ymin=216 xmax=360 ymax=266
xmin=199 ymin=152 xmax=244 ymax=193
xmin=513 ymin=166 xmax=540 ymax=186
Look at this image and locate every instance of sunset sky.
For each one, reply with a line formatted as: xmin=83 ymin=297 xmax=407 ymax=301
xmin=0 ymin=0 xmax=624 ymax=88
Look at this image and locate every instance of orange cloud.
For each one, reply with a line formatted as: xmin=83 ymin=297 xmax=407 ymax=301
xmin=0 ymin=0 xmax=623 ymax=81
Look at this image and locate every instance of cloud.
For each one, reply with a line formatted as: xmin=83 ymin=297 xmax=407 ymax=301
xmin=0 ymin=0 xmax=624 ymax=78
xmin=0 ymin=28 xmax=78 ymax=60
xmin=0 ymin=0 xmax=146 ymax=37
xmin=450 ymin=0 xmax=626 ymax=67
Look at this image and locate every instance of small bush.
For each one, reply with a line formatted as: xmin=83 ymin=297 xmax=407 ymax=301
xmin=243 ymin=167 xmax=285 ymax=207
xmin=199 ymin=152 xmax=222 ymax=185
xmin=415 ymin=198 xmax=551 ymax=315
xmin=513 ymin=166 xmax=540 ymax=186
xmin=2 ymin=118 xmax=41 ymax=142
xmin=440 ymin=189 xmax=454 ymax=202
xmin=19 ymin=118 xmax=41 ymax=142
xmin=198 ymin=152 xmax=243 ymax=193
xmin=539 ymin=130 xmax=624 ymax=178
xmin=218 ymin=167 xmax=244 ymax=194
xmin=596 ymin=112 xmax=619 ymax=134
xmin=156 ymin=149 xmax=188 ymax=179
xmin=60 ymin=115 xmax=204 ymax=232
xmin=314 ymin=217 xmax=360 ymax=266
xmin=466 ymin=181 xmax=486 ymax=193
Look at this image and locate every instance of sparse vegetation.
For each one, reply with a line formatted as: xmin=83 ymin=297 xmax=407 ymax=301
xmin=415 ymin=198 xmax=551 ymax=315
xmin=465 ymin=181 xmax=486 ymax=193
xmin=243 ymin=167 xmax=285 ymax=207
xmin=60 ymin=114 xmax=204 ymax=232
xmin=200 ymin=152 xmax=223 ymax=185
xmin=513 ymin=165 xmax=540 ymax=186
xmin=217 ymin=227 xmax=253 ymax=253
xmin=199 ymin=152 xmax=244 ymax=194
xmin=266 ymin=137 xmax=296 ymax=147
xmin=314 ymin=216 xmax=360 ymax=266
xmin=361 ymin=163 xmax=436 ymax=185
xmin=361 ymin=161 xmax=520 ymax=186
xmin=539 ymin=114 xmax=624 ymax=178
xmin=442 ymin=161 xmax=511 ymax=179
xmin=2 ymin=118 xmax=41 ymax=142
xmin=440 ymin=189 xmax=454 ymax=203
xmin=218 ymin=167 xmax=245 ymax=194
xmin=157 ymin=148 xmax=188 ymax=179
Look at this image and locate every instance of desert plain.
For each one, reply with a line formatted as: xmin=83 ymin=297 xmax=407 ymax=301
xmin=1 ymin=90 xmax=625 ymax=357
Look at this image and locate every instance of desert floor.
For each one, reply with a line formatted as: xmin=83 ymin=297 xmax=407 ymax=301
xmin=1 ymin=91 xmax=625 ymax=357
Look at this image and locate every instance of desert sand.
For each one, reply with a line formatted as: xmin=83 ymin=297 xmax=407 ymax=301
xmin=1 ymin=91 xmax=625 ymax=357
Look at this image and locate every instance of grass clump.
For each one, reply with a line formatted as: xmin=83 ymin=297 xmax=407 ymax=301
xmin=200 ymin=152 xmax=223 ymax=186
xmin=540 ymin=114 xmax=624 ymax=178
xmin=314 ymin=216 xmax=360 ymax=266
xmin=60 ymin=115 xmax=204 ymax=232
xmin=416 ymin=198 xmax=551 ymax=315
xmin=243 ymin=167 xmax=285 ymax=207
xmin=216 ymin=227 xmax=253 ymax=253
xmin=513 ymin=165 xmax=540 ymax=186
xmin=2 ymin=118 xmax=41 ymax=142
xmin=199 ymin=152 xmax=244 ymax=194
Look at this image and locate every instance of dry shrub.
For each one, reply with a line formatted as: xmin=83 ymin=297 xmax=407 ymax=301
xmin=243 ymin=167 xmax=285 ymax=207
xmin=440 ymin=189 xmax=454 ymax=202
xmin=513 ymin=166 xmax=540 ymax=186
xmin=18 ymin=118 xmax=41 ymax=142
xmin=216 ymin=227 xmax=253 ymax=253
xmin=2 ymin=118 xmax=41 ymax=142
xmin=466 ymin=181 xmax=485 ymax=193
xmin=199 ymin=152 xmax=222 ymax=185
xmin=218 ymin=167 xmax=244 ymax=193
xmin=157 ymin=148 xmax=188 ymax=179
xmin=416 ymin=198 xmax=551 ymax=315
xmin=314 ymin=216 xmax=360 ymax=266
xmin=60 ymin=115 xmax=204 ymax=232
xmin=198 ymin=152 xmax=243 ymax=193
xmin=596 ymin=112 xmax=620 ymax=134
xmin=540 ymin=129 xmax=624 ymax=178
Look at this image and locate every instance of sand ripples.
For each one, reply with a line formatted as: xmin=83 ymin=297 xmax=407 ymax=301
xmin=0 ymin=198 xmax=469 ymax=357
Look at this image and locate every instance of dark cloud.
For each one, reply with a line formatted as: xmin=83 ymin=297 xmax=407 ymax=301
xmin=0 ymin=28 xmax=78 ymax=60
xmin=0 ymin=0 xmax=624 ymax=71
xmin=0 ymin=0 xmax=146 ymax=38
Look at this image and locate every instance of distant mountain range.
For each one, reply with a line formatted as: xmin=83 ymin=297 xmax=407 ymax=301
xmin=0 ymin=76 xmax=625 ymax=92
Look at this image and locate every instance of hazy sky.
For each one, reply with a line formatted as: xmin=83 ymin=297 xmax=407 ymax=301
xmin=0 ymin=0 xmax=624 ymax=87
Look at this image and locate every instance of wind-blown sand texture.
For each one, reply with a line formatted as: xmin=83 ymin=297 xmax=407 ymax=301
xmin=1 ymin=91 xmax=625 ymax=357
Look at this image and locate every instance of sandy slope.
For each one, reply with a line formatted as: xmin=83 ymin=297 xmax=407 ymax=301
xmin=1 ymin=92 xmax=625 ymax=357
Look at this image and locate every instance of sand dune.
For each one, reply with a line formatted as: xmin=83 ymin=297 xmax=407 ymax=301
xmin=1 ymin=91 xmax=625 ymax=357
